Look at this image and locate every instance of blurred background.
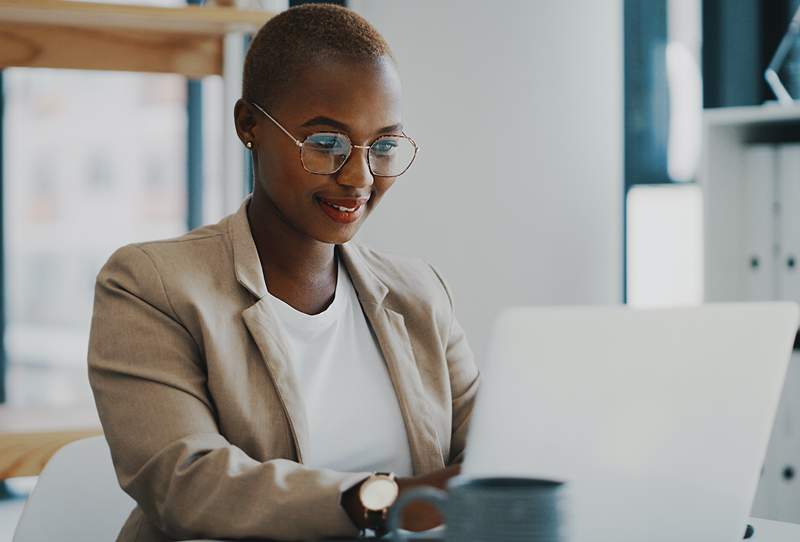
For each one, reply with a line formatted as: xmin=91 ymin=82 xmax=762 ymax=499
xmin=1 ymin=0 xmax=800 ymax=539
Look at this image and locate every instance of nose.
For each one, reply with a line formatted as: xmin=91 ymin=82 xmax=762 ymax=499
xmin=336 ymin=146 xmax=374 ymax=190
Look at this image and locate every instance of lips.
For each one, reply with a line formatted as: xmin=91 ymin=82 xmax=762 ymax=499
xmin=316 ymin=195 xmax=370 ymax=224
xmin=319 ymin=199 xmax=362 ymax=212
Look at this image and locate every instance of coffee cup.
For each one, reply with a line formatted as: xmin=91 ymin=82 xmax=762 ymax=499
xmin=388 ymin=476 xmax=568 ymax=542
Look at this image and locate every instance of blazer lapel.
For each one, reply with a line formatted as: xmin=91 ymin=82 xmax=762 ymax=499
xmin=229 ymin=199 xmax=309 ymax=463
xmin=242 ymin=300 xmax=309 ymax=463
xmin=339 ymin=245 xmax=446 ymax=474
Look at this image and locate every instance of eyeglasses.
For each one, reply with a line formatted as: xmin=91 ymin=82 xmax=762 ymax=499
xmin=247 ymin=101 xmax=419 ymax=177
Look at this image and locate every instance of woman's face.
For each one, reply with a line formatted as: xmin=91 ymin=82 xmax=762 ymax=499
xmin=239 ymin=56 xmax=404 ymax=245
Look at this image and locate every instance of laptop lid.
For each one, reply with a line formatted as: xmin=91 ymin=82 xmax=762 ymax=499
xmin=462 ymin=303 xmax=798 ymax=542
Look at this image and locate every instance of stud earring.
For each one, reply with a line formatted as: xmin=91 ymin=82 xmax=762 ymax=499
xmin=246 ymin=141 xmax=253 ymax=149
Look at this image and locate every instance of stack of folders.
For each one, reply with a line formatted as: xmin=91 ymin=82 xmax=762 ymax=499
xmin=741 ymin=143 xmax=800 ymax=302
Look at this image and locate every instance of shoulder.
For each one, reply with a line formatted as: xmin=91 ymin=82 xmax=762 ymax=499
xmin=128 ymin=220 xmax=227 ymax=265
xmin=97 ymin=218 xmax=232 ymax=299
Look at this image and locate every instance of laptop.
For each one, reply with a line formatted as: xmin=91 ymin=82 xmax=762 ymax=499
xmin=462 ymin=303 xmax=798 ymax=542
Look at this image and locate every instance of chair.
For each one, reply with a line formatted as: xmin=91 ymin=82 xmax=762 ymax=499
xmin=12 ymin=436 xmax=136 ymax=542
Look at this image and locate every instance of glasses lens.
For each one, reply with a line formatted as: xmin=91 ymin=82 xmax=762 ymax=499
xmin=369 ymin=136 xmax=417 ymax=176
xmin=302 ymin=133 xmax=351 ymax=174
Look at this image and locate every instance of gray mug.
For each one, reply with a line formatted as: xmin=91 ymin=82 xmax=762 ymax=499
xmin=388 ymin=476 xmax=567 ymax=542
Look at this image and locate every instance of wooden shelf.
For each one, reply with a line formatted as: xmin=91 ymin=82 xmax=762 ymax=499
xmin=0 ymin=0 xmax=277 ymax=76
xmin=0 ymin=0 xmax=274 ymax=35
xmin=0 ymin=404 xmax=102 ymax=478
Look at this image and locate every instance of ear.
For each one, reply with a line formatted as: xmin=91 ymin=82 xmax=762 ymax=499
xmin=234 ymin=99 xmax=259 ymax=147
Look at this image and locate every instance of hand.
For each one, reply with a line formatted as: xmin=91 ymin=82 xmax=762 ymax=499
xmin=393 ymin=464 xmax=461 ymax=532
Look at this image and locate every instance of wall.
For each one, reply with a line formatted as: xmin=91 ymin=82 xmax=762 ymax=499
xmin=350 ymin=0 xmax=624 ymax=361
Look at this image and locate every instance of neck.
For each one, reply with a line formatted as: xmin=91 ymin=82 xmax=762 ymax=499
xmin=247 ymin=190 xmax=336 ymax=286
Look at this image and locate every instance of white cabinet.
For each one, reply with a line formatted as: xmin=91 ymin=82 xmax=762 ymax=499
xmin=700 ymin=105 xmax=800 ymax=522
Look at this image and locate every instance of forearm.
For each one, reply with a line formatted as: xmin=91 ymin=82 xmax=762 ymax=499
xmin=122 ymin=433 xmax=368 ymax=541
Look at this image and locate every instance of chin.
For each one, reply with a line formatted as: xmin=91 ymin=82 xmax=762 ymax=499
xmin=310 ymin=211 xmax=369 ymax=244
xmin=315 ymin=226 xmax=359 ymax=245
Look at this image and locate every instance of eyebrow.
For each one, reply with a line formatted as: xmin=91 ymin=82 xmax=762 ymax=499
xmin=300 ymin=116 xmax=403 ymax=135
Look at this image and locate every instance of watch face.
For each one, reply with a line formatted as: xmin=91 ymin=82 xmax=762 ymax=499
xmin=360 ymin=476 xmax=399 ymax=511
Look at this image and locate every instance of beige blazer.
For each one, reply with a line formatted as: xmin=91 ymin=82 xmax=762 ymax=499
xmin=88 ymin=199 xmax=480 ymax=542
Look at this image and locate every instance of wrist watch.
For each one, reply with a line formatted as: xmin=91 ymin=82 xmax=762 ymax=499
xmin=358 ymin=472 xmax=399 ymax=535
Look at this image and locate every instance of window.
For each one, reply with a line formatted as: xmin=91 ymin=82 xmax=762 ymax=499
xmin=3 ymin=68 xmax=188 ymax=406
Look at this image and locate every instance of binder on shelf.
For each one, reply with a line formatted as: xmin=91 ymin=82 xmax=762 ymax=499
xmin=777 ymin=143 xmax=800 ymax=302
xmin=742 ymin=145 xmax=778 ymax=301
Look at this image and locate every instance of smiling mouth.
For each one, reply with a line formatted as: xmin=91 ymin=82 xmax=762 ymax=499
xmin=315 ymin=196 xmax=369 ymax=224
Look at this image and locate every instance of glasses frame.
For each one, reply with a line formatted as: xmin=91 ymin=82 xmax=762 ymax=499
xmin=246 ymin=100 xmax=419 ymax=177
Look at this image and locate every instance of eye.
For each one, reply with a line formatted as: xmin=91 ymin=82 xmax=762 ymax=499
xmin=306 ymin=133 xmax=348 ymax=153
xmin=371 ymin=138 xmax=399 ymax=155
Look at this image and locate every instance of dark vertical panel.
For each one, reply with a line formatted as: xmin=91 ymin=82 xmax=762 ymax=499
xmin=624 ymin=0 xmax=669 ymax=186
xmin=187 ymin=80 xmax=203 ymax=230
xmin=244 ymin=34 xmax=253 ymax=195
xmin=186 ymin=0 xmax=203 ymax=231
xmin=720 ymin=0 xmax=761 ymax=106
xmin=702 ymin=0 xmax=722 ymax=108
xmin=704 ymin=0 xmax=760 ymax=107
xmin=246 ymin=141 xmax=254 ymax=195
xmin=187 ymin=0 xmax=203 ymax=230
xmin=702 ymin=0 xmax=793 ymax=107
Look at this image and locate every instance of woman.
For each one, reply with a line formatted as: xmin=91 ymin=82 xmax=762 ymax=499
xmin=88 ymin=4 xmax=479 ymax=541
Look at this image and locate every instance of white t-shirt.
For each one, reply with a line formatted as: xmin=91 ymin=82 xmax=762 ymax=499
xmin=265 ymin=259 xmax=414 ymax=477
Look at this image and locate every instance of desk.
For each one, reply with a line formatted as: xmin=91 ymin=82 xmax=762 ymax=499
xmin=183 ymin=517 xmax=800 ymax=541
xmin=748 ymin=518 xmax=800 ymax=540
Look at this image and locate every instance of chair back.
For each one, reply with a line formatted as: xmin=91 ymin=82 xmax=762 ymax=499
xmin=12 ymin=436 xmax=135 ymax=542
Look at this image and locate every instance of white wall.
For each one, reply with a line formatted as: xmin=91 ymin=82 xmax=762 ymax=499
xmin=351 ymin=0 xmax=624 ymax=361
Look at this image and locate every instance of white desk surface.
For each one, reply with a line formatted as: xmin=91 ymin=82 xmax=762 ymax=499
xmin=184 ymin=517 xmax=800 ymax=542
xmin=749 ymin=518 xmax=800 ymax=541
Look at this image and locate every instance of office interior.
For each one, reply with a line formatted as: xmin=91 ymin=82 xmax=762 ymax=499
xmin=0 ymin=0 xmax=799 ymax=540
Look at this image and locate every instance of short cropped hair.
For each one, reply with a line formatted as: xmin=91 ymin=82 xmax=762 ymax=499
xmin=242 ymin=4 xmax=394 ymax=110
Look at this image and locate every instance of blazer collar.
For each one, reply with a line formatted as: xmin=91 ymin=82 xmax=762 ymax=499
xmin=336 ymin=244 xmax=388 ymax=306
xmin=229 ymin=197 xmax=268 ymax=300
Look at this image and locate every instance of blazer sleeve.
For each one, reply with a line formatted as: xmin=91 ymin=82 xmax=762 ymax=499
xmin=428 ymin=264 xmax=481 ymax=465
xmin=87 ymin=244 xmax=367 ymax=541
